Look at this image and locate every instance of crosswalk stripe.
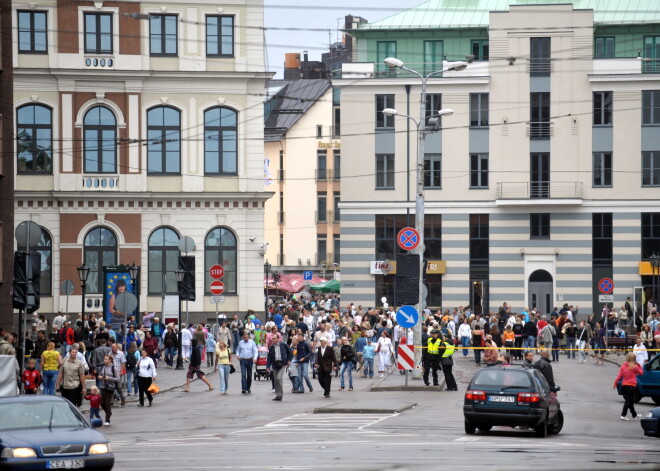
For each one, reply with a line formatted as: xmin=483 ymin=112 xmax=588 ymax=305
xmin=231 ymin=413 xmax=396 ymax=435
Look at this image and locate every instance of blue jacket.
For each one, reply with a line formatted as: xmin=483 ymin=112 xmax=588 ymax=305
xmin=273 ymin=313 xmax=283 ymax=329
xmin=363 ymin=344 xmax=376 ymax=360
xmin=355 ymin=337 xmax=367 ymax=353
xmin=124 ymin=332 xmax=141 ymax=349
xmin=266 ymin=342 xmax=293 ymax=370
xmin=295 ymin=341 xmax=312 ymax=363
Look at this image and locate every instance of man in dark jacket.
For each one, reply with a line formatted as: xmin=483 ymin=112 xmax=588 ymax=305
xmin=534 ymin=349 xmax=555 ymax=389
xmin=314 ymin=337 xmax=339 ymax=398
xmin=266 ymin=335 xmax=293 ymax=401
xmin=522 ymin=318 xmax=538 ymax=350
xmin=295 ymin=334 xmax=313 ymax=392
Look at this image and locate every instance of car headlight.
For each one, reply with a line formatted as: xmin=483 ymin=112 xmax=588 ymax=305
xmin=0 ymin=447 xmax=37 ymax=458
xmin=89 ymin=443 xmax=110 ymax=455
xmin=646 ymin=412 xmax=654 ymax=418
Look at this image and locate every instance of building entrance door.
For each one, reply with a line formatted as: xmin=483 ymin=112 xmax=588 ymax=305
xmin=528 ymin=269 xmax=553 ymax=315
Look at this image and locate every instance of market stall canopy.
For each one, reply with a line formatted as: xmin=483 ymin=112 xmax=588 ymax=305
xmin=265 ymin=273 xmax=327 ymax=293
xmin=309 ymin=279 xmax=340 ymax=293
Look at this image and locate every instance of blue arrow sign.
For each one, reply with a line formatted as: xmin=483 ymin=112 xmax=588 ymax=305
xmin=303 ymin=270 xmax=313 ymax=281
xmin=396 ymin=305 xmax=419 ymax=329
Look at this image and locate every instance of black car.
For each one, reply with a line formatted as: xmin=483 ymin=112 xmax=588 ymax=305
xmin=641 ymin=407 xmax=660 ymax=438
xmin=463 ymin=365 xmax=563 ymax=437
xmin=0 ymin=395 xmax=114 ymax=470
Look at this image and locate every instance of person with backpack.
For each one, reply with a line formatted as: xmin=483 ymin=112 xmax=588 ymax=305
xmin=125 ymin=342 xmax=140 ymax=396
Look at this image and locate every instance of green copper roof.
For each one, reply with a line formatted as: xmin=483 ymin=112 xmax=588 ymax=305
xmin=357 ymin=0 xmax=660 ymax=30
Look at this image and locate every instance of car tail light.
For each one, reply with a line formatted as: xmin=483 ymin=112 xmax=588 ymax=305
xmin=517 ymin=392 xmax=541 ymax=403
xmin=466 ymin=390 xmax=487 ymax=401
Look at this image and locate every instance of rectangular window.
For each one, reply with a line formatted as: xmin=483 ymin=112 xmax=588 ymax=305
xmin=150 ymin=14 xmax=178 ymax=56
xmin=317 ymin=192 xmax=327 ymax=222
xmin=424 ymin=40 xmax=443 ymax=75
xmin=593 ymin=213 xmax=613 ymax=265
xmin=530 ymin=153 xmax=550 ymax=198
xmin=317 ymin=237 xmax=327 ymax=264
xmin=334 ymin=235 xmax=340 ymax=264
xmin=594 ymin=37 xmax=615 ymax=59
xmin=317 ymin=150 xmax=327 ymax=181
xmin=423 ymin=153 xmax=441 ymax=188
xmin=376 ymin=154 xmax=394 ymax=189
xmin=530 ymin=92 xmax=550 ymax=138
xmin=333 ymin=106 xmax=341 ymax=137
xmin=593 ymin=91 xmax=613 ymax=126
xmin=470 ymin=93 xmax=489 ymax=127
xmin=530 ymin=37 xmax=551 ymax=76
xmin=425 ymin=94 xmax=442 ymax=127
xmin=206 ymin=15 xmax=234 ymax=57
xmin=333 ymin=151 xmax=341 ymax=180
xmin=642 ymin=213 xmax=660 ymax=259
xmin=471 ymin=39 xmax=489 ymax=61
xmin=84 ymin=13 xmax=113 ymax=54
xmin=334 ymin=192 xmax=340 ymax=222
xmin=316 ymin=125 xmax=323 ymax=138
xmin=18 ymin=11 xmax=47 ymax=53
xmin=643 ymin=90 xmax=660 ymax=125
xmin=642 ymin=151 xmax=660 ymax=187
xmin=530 ymin=213 xmax=550 ymax=239
xmin=644 ymin=36 xmax=660 ymax=74
xmin=470 ymin=153 xmax=489 ymax=188
xmin=376 ymin=94 xmax=395 ymax=128
xmin=469 ymin=214 xmax=489 ymax=266
xmin=593 ymin=152 xmax=612 ymax=187
xmin=376 ymin=41 xmax=396 ymax=75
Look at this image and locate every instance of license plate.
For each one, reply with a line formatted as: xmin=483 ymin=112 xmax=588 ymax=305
xmin=48 ymin=460 xmax=84 ymax=469
xmin=489 ymin=395 xmax=515 ymax=403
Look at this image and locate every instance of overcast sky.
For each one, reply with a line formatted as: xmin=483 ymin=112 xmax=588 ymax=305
xmin=264 ymin=1 xmax=423 ymax=78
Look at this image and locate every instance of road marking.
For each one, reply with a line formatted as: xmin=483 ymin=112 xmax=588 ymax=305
xmin=230 ymin=413 xmax=397 ymax=436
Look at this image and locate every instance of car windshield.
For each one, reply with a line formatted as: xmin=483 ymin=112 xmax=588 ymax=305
xmin=0 ymin=401 xmax=87 ymax=431
xmin=472 ymin=369 xmax=533 ymax=389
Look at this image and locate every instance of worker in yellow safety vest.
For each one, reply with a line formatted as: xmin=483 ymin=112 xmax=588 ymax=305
xmin=440 ymin=336 xmax=458 ymax=391
xmin=424 ymin=330 xmax=443 ymax=387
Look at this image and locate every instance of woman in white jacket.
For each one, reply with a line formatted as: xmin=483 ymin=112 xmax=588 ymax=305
xmin=458 ymin=322 xmax=472 ymax=357
xmin=375 ymin=331 xmax=394 ymax=378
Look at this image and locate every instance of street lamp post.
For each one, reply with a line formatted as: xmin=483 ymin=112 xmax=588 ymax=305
xmin=264 ymin=260 xmax=271 ymax=319
xmin=76 ymin=263 xmax=90 ymax=327
xmin=128 ymin=261 xmax=139 ymax=322
xmin=175 ymin=268 xmax=185 ymax=370
xmin=383 ymin=57 xmax=467 ymax=379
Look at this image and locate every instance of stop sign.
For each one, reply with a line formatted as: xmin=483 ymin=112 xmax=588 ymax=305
xmin=209 ymin=280 xmax=225 ymax=295
xmin=209 ymin=264 xmax=224 ymax=279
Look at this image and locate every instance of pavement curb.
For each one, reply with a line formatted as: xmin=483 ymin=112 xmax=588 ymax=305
xmin=369 ymin=369 xmax=446 ymax=392
xmin=313 ymin=403 xmax=417 ymax=414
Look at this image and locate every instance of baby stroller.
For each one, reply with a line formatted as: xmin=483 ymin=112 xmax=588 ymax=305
xmin=254 ymin=348 xmax=271 ymax=381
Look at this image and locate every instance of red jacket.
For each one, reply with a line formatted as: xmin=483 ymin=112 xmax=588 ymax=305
xmin=84 ymin=393 xmax=101 ymax=409
xmin=614 ymin=363 xmax=643 ymax=387
xmin=65 ymin=327 xmax=75 ymax=346
xmin=21 ymin=368 xmax=42 ymax=391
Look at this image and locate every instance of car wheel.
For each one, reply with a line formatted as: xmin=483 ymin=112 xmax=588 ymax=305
xmin=477 ymin=425 xmax=492 ymax=432
xmin=465 ymin=419 xmax=477 ymax=435
xmin=632 ymin=388 xmax=643 ymax=403
xmin=535 ymin=419 xmax=548 ymax=438
xmin=548 ymin=409 xmax=564 ymax=435
xmin=652 ymin=396 xmax=660 ymax=405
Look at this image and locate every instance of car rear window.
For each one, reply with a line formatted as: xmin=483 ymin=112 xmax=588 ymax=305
xmin=0 ymin=401 xmax=87 ymax=431
xmin=472 ymin=369 xmax=533 ymax=388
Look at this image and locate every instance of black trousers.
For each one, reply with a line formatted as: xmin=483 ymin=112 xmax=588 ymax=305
xmin=61 ymin=385 xmax=82 ymax=406
xmin=317 ymin=369 xmax=332 ymax=396
xmin=100 ymin=389 xmax=113 ymax=422
xmin=137 ymin=376 xmax=153 ymax=405
xmin=621 ymin=385 xmax=638 ymax=418
xmin=443 ymin=363 xmax=458 ymax=390
xmin=424 ymin=356 xmax=442 ymax=385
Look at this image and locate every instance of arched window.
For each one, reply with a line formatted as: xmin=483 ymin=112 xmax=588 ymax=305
xmin=84 ymin=227 xmax=117 ymax=294
xmin=17 ymin=228 xmax=52 ymax=296
xmin=205 ymin=227 xmax=236 ymax=294
xmin=147 ymin=106 xmax=181 ymax=174
xmin=148 ymin=227 xmax=180 ymax=295
xmin=204 ymin=106 xmax=237 ymax=175
xmin=16 ymin=104 xmax=52 ymax=173
xmin=83 ymin=106 xmax=116 ymax=173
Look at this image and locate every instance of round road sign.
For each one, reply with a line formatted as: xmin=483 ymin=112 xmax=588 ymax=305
xmin=397 ymin=227 xmax=421 ymax=251
xmin=598 ymin=278 xmax=614 ymax=294
xmin=209 ymin=264 xmax=224 ymax=280
xmin=210 ymin=280 xmax=225 ymax=295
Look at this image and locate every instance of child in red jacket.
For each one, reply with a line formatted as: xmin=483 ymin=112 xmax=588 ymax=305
xmin=84 ymin=386 xmax=102 ymax=420
xmin=21 ymin=358 xmax=42 ymax=394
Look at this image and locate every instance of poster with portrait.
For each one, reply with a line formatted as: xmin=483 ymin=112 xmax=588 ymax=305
xmin=103 ymin=266 xmax=140 ymax=331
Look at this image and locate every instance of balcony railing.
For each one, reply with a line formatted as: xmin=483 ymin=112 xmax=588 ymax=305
xmin=642 ymin=59 xmax=660 ymax=74
xmin=528 ymin=58 xmax=552 ymax=76
xmin=339 ymin=61 xmax=487 ymax=80
xmin=82 ymin=175 xmax=119 ymax=190
xmin=526 ymin=121 xmax=553 ymax=139
xmin=497 ymin=181 xmax=583 ymax=200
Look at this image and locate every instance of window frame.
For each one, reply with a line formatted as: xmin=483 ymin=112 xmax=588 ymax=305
xmin=376 ymin=153 xmax=395 ymax=190
xmin=642 ymin=213 xmax=660 ymax=260
xmin=470 ymin=153 xmax=489 ymax=189
xmin=149 ymin=14 xmax=178 ymax=57
xmin=83 ymin=227 xmax=118 ymax=294
xmin=333 ymin=235 xmax=340 ymax=265
xmin=83 ymin=106 xmax=117 ymax=174
xmin=594 ymin=37 xmax=615 ymax=59
xmin=530 ymin=213 xmax=550 ymax=240
xmin=317 ymin=192 xmax=327 ymax=223
xmin=333 ymin=191 xmax=340 ymax=222
xmin=530 ymin=37 xmax=551 ymax=77
xmin=84 ymin=12 xmax=113 ymax=55
xmin=147 ymin=106 xmax=181 ymax=175
xmin=593 ymin=213 xmax=613 ymax=266
xmin=642 ymin=151 xmax=660 ymax=187
xmin=593 ymin=152 xmax=612 ymax=188
xmin=204 ymin=227 xmax=237 ymax=295
xmin=530 ymin=92 xmax=550 ymax=139
xmin=204 ymin=106 xmax=238 ymax=175
xmin=642 ymin=90 xmax=660 ymax=125
xmin=643 ymin=36 xmax=660 ymax=74
xmin=376 ymin=94 xmax=395 ymax=129
xmin=206 ymin=15 xmax=234 ymax=58
xmin=593 ymin=91 xmax=613 ymax=126
xmin=317 ymin=237 xmax=327 ymax=264
xmin=16 ymin=104 xmax=53 ymax=174
xmin=376 ymin=41 xmax=396 ymax=75
xmin=17 ymin=10 xmax=48 ymax=54
xmin=423 ymin=153 xmax=442 ymax=189
xmin=470 ymin=93 xmax=489 ymax=127
xmin=471 ymin=39 xmax=489 ymax=61
xmin=425 ymin=93 xmax=442 ymax=127
xmin=423 ymin=40 xmax=444 ymax=75
xmin=147 ymin=227 xmax=180 ymax=295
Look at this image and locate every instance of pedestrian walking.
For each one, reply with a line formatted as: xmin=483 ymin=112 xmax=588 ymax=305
xmin=472 ymin=325 xmax=484 ymax=365
xmin=98 ymin=354 xmax=119 ymax=425
xmin=21 ymin=358 xmax=42 ymax=394
xmin=84 ymin=386 xmax=102 ymax=421
xmin=125 ymin=342 xmax=140 ymax=395
xmin=136 ymin=349 xmax=157 ymax=407
xmin=56 ymin=345 xmax=85 ymax=407
xmin=40 ymin=341 xmax=62 ymax=396
xmin=206 ymin=334 xmax=217 ymax=367
xmin=534 ymin=349 xmax=556 ymax=389
xmin=375 ymin=331 xmax=394 ymax=378
xmin=294 ymin=334 xmax=313 ymax=392
xmin=163 ymin=326 xmax=178 ymax=368
xmin=593 ymin=322 xmax=606 ymax=365
xmin=633 ymin=337 xmax=648 ymax=366
xmin=613 ymin=352 xmax=644 ymax=420
xmin=184 ymin=339 xmax=214 ymax=393
xmin=362 ymin=339 xmax=375 ymax=378
xmin=314 ymin=337 xmax=338 ymax=398
xmin=338 ymin=337 xmax=356 ymax=391
xmin=441 ymin=335 xmax=458 ymax=391
xmin=110 ymin=343 xmax=126 ymax=407
xmin=214 ymin=340 xmax=232 ymax=395
xmin=266 ymin=335 xmax=292 ymax=401
xmin=576 ymin=321 xmax=591 ymax=363
xmin=236 ymin=332 xmax=258 ymax=394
